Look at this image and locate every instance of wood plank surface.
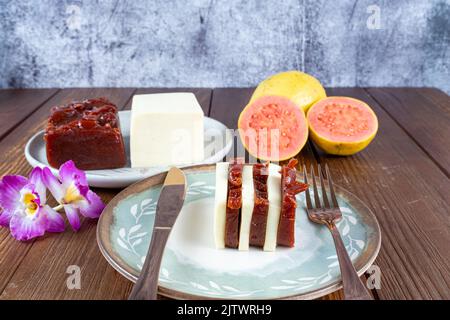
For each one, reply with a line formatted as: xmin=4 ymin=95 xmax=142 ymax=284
xmin=313 ymin=88 xmax=450 ymax=299
xmin=416 ymin=88 xmax=450 ymax=117
xmin=366 ymin=87 xmax=450 ymax=177
xmin=0 ymin=87 xmax=448 ymax=300
xmin=0 ymin=88 xmax=212 ymax=299
xmin=0 ymin=89 xmax=58 ymax=140
xmin=0 ymin=88 xmax=136 ymax=299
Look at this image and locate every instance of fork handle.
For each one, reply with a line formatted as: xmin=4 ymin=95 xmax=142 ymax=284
xmin=328 ymin=223 xmax=374 ymax=300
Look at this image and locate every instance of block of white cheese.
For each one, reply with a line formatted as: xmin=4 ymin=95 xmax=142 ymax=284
xmin=130 ymin=93 xmax=204 ymax=167
xmin=214 ymin=162 xmax=229 ymax=249
xmin=263 ymin=164 xmax=282 ymax=251
xmin=238 ymin=165 xmax=254 ymax=251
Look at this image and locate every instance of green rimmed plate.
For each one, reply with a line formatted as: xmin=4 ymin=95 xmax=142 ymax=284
xmin=97 ymin=164 xmax=381 ymax=300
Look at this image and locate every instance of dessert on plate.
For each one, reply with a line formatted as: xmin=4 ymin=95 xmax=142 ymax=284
xmin=45 ymin=97 xmax=126 ymax=170
xmin=214 ymin=158 xmax=308 ymax=251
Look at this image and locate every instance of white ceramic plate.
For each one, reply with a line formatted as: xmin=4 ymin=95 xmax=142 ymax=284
xmin=25 ymin=111 xmax=233 ymax=188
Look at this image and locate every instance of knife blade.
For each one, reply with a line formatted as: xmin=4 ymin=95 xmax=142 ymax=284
xmin=153 ymin=167 xmax=187 ymax=230
xmin=128 ymin=167 xmax=186 ymax=300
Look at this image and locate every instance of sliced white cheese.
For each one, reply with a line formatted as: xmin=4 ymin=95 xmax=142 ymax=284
xmin=263 ymin=163 xmax=282 ymax=252
xmin=130 ymin=92 xmax=204 ymax=167
xmin=238 ymin=165 xmax=254 ymax=251
xmin=214 ymin=162 xmax=229 ymax=249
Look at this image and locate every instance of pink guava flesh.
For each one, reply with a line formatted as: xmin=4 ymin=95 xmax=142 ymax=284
xmin=308 ymin=97 xmax=377 ymax=143
xmin=239 ymin=96 xmax=308 ymax=160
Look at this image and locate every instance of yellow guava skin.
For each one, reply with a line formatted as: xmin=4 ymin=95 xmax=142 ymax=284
xmin=249 ymin=71 xmax=327 ymax=113
xmin=307 ymin=97 xmax=378 ymax=156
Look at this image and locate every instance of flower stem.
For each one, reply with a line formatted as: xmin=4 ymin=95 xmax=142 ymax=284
xmin=53 ymin=204 xmax=64 ymax=211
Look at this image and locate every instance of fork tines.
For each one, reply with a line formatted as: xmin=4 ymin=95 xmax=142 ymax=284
xmin=303 ymin=164 xmax=339 ymax=209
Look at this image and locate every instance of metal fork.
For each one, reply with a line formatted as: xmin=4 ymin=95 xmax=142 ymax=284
xmin=303 ymin=164 xmax=373 ymax=300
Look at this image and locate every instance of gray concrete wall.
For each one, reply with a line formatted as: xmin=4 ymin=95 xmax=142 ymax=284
xmin=0 ymin=0 xmax=449 ymax=92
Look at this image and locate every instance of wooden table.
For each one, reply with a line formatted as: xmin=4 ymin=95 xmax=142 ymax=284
xmin=0 ymin=87 xmax=449 ymax=300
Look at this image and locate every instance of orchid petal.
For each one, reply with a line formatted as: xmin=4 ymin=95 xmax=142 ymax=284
xmin=0 ymin=175 xmax=27 ymax=211
xmin=1 ymin=175 xmax=28 ymax=191
xmin=64 ymin=205 xmax=81 ymax=231
xmin=9 ymin=208 xmax=46 ymax=241
xmin=28 ymin=167 xmax=46 ymax=203
xmin=79 ymin=190 xmax=105 ymax=218
xmin=42 ymin=167 xmax=64 ymax=203
xmin=75 ymin=181 xmax=89 ymax=199
xmin=0 ymin=195 xmax=13 ymax=228
xmin=42 ymin=205 xmax=65 ymax=233
xmin=0 ymin=175 xmax=27 ymax=227
xmin=59 ymin=160 xmax=88 ymax=187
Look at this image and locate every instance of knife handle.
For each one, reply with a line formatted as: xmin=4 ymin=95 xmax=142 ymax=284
xmin=128 ymin=228 xmax=170 ymax=300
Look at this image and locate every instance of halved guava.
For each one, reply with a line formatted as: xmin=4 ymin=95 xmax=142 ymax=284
xmin=238 ymin=96 xmax=308 ymax=161
xmin=307 ymin=97 xmax=378 ymax=155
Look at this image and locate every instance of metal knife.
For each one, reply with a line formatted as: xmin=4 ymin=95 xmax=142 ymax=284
xmin=128 ymin=167 xmax=186 ymax=300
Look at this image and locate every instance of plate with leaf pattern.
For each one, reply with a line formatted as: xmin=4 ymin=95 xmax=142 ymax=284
xmin=97 ymin=164 xmax=381 ymax=299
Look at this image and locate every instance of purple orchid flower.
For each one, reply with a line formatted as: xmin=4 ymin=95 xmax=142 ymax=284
xmin=0 ymin=167 xmax=65 ymax=241
xmin=42 ymin=160 xmax=105 ymax=231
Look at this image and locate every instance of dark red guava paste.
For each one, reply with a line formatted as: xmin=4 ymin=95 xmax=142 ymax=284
xmin=277 ymin=159 xmax=308 ymax=247
xmin=45 ymin=97 xmax=126 ymax=170
xmin=249 ymin=163 xmax=269 ymax=247
xmin=225 ymin=159 xmax=244 ymax=248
